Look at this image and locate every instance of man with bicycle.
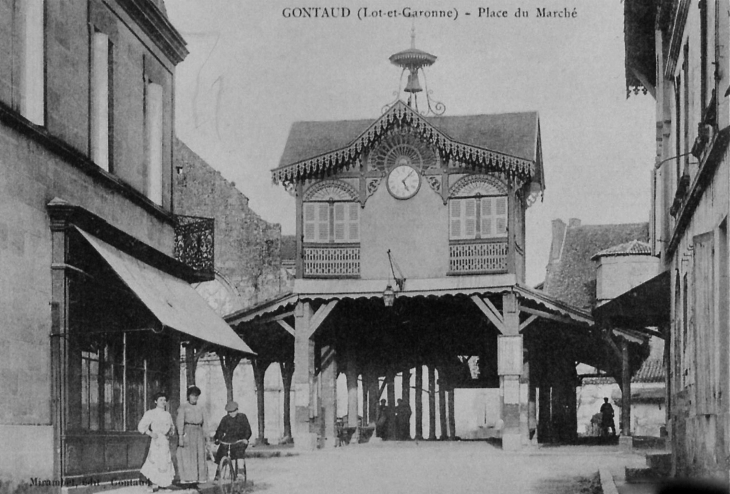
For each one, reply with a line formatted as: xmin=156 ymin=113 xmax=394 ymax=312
xmin=213 ymin=401 xmax=252 ymax=481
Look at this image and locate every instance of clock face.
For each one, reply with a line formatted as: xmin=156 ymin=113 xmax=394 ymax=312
xmin=387 ymin=163 xmax=421 ymax=200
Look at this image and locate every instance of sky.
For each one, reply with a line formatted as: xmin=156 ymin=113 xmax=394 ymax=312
xmin=166 ymin=0 xmax=656 ymax=286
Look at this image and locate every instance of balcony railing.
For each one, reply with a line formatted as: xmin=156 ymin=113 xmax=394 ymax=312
xmin=303 ymin=245 xmax=360 ymax=277
xmin=174 ymin=215 xmax=214 ymax=274
xmin=449 ymin=240 xmax=508 ymax=274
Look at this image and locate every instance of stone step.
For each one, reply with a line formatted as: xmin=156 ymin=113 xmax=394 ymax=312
xmin=625 ymin=467 xmax=663 ymax=483
xmin=645 ymin=452 xmax=672 ymax=477
xmin=631 ymin=436 xmax=666 ymax=450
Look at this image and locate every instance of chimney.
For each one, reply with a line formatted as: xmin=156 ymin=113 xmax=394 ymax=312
xmin=568 ymin=218 xmax=582 ymax=228
xmin=548 ymin=219 xmax=567 ymax=262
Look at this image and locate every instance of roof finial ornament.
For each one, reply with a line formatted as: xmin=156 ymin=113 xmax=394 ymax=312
xmin=383 ymin=28 xmax=445 ymax=116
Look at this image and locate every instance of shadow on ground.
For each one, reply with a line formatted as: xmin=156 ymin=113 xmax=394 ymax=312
xmin=532 ymin=473 xmax=601 ymax=494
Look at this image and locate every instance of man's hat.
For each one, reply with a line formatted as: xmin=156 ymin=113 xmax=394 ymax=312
xmin=225 ymin=401 xmax=239 ymax=412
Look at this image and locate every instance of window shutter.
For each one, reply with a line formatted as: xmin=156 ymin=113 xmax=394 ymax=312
xmin=303 ymin=203 xmax=316 ymax=242
xmin=464 ymin=198 xmax=477 ymax=238
xmin=450 ymin=200 xmax=462 ymax=239
xmin=317 ymin=203 xmax=329 ymax=242
xmin=495 ymin=197 xmax=508 ymax=236
xmin=347 ymin=203 xmax=360 ymax=242
xmin=481 ymin=198 xmax=493 ymax=237
xmin=333 ymin=203 xmax=346 ymax=241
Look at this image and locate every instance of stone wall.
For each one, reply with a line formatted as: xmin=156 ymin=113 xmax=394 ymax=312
xmin=173 ymin=138 xmax=292 ymax=313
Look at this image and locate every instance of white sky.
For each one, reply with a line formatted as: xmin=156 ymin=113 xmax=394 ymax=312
xmin=166 ymin=0 xmax=656 ymax=286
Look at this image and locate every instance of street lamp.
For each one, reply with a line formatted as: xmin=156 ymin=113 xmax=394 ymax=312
xmin=383 ymin=284 xmax=396 ymax=307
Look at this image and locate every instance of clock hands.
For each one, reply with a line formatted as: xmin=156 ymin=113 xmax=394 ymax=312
xmin=401 ymin=170 xmax=416 ymax=191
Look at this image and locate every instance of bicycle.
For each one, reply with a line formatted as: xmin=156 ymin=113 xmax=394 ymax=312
xmin=217 ymin=439 xmax=247 ymax=494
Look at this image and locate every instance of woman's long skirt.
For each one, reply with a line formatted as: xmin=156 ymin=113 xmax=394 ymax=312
xmin=176 ymin=423 xmax=208 ymax=482
xmin=141 ymin=435 xmax=175 ymax=487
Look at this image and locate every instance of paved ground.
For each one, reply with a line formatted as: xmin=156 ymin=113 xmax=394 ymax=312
xmin=95 ymin=441 xmax=648 ymax=494
xmin=244 ymin=441 xmax=646 ymax=494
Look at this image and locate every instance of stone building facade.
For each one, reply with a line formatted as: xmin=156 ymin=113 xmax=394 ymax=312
xmin=622 ymin=0 xmax=730 ymax=480
xmin=0 ymin=0 xmax=249 ymax=484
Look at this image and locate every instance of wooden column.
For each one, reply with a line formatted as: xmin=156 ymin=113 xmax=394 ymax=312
xmin=386 ymin=370 xmax=396 ymax=440
xmin=438 ymin=369 xmax=448 ymax=440
xmin=447 ymin=387 xmax=456 ymax=440
xmin=252 ymin=359 xmax=272 ymax=446
xmin=366 ymin=367 xmax=379 ymax=426
xmin=428 ymin=365 xmax=436 ymax=440
xmin=401 ymin=367 xmax=411 ymax=440
xmin=415 ymin=365 xmax=423 ymax=440
xmin=345 ymin=353 xmax=359 ymax=443
xmin=320 ymin=345 xmax=338 ymax=448
xmin=621 ymin=339 xmax=631 ymax=436
xmin=279 ymin=360 xmax=294 ymax=443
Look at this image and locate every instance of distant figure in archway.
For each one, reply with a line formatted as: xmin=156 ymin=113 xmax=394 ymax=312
xmin=600 ymin=397 xmax=616 ymax=437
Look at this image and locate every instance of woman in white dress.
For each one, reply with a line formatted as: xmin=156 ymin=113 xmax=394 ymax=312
xmin=138 ymin=392 xmax=175 ymax=490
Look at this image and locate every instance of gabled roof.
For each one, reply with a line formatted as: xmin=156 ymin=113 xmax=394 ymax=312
xmin=543 ymin=220 xmax=650 ymax=310
xmin=273 ymin=101 xmax=543 ymax=186
xmin=591 ymin=240 xmax=651 ymax=260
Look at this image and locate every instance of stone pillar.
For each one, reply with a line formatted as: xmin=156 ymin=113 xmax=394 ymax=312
xmin=499 ymin=292 xmax=523 ymax=451
xmin=293 ymin=301 xmax=317 ymax=450
xmin=519 ymin=359 xmax=530 ymax=446
xmin=415 ymin=365 xmax=423 ymax=440
xmin=320 ymin=345 xmax=338 ymax=448
xmin=428 ymin=365 xmax=437 ymax=440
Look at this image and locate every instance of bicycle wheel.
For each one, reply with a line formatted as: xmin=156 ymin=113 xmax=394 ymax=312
xmin=218 ymin=457 xmax=236 ymax=494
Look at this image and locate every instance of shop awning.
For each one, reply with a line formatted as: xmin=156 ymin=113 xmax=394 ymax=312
xmin=592 ymin=270 xmax=670 ymax=331
xmin=77 ymin=228 xmax=254 ymax=354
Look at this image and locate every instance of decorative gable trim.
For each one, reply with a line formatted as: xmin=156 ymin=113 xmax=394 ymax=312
xmin=272 ymin=101 xmax=536 ymax=185
xmin=450 ymin=174 xmax=509 ymax=197
xmin=304 ymin=180 xmax=359 ymax=201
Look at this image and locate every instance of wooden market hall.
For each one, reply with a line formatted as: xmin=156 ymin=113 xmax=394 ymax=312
xmin=225 ymin=41 xmax=648 ymax=450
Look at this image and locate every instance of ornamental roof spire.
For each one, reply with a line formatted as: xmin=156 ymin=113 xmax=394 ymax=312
xmin=385 ymin=28 xmax=444 ymax=115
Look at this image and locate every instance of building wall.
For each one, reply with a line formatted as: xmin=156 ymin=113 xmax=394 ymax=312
xmin=0 ymin=0 xmax=184 ymax=482
xmin=652 ymin=0 xmax=730 ymax=480
xmin=360 ymin=182 xmax=449 ymax=279
xmin=595 ymin=255 xmax=660 ymax=305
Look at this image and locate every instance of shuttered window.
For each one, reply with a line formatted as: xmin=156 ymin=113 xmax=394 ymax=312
xmin=304 ymin=202 xmax=359 ymax=243
xmin=450 ymin=196 xmax=508 ymax=240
